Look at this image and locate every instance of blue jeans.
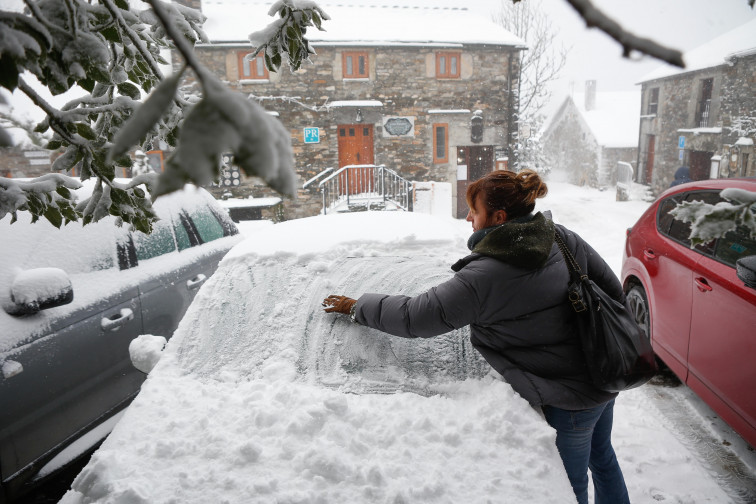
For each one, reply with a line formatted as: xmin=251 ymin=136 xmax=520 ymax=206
xmin=543 ymin=399 xmax=630 ymax=504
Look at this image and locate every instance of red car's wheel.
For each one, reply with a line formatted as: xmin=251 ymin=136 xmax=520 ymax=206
xmin=627 ymin=285 xmax=650 ymax=342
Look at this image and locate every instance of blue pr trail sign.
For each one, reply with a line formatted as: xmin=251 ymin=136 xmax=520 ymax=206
xmin=304 ymin=127 xmax=320 ymax=144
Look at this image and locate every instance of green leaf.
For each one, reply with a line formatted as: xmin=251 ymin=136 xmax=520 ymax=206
xmin=312 ymin=11 xmax=323 ymax=30
xmin=56 ymin=186 xmax=72 ymax=199
xmin=109 ymin=70 xmax=183 ymax=162
xmin=101 ymin=26 xmax=120 ymax=43
xmin=79 ymin=77 xmax=95 ymax=92
xmin=46 ymin=140 xmax=62 ymax=150
xmin=0 ymin=55 xmax=19 ymax=91
xmin=44 ymin=206 xmax=63 ymax=228
xmin=76 ymin=123 xmax=98 ymax=141
xmin=117 ymin=82 xmax=142 ymax=100
xmin=114 ymin=0 xmax=129 ymax=10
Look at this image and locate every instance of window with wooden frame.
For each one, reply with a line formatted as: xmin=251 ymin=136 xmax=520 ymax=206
xmin=433 ymin=124 xmax=448 ymax=163
xmin=436 ymin=51 xmax=461 ymax=79
xmin=237 ymin=51 xmax=269 ymax=80
xmin=342 ymin=51 xmax=369 ymax=79
xmin=647 ymin=87 xmax=659 ymax=115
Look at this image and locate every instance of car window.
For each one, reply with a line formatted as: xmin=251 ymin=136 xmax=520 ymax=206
xmin=133 ymin=220 xmax=177 ymax=261
xmin=657 ymin=196 xmax=681 ymax=236
xmin=714 ymin=225 xmax=756 ymax=267
xmin=661 ymin=190 xmax=719 ymax=255
xmin=174 ymin=218 xmax=193 ymax=251
xmin=187 ymin=207 xmax=225 ymax=243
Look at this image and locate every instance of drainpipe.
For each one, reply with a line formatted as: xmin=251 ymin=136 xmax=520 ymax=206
xmin=507 ymin=49 xmax=520 ymax=171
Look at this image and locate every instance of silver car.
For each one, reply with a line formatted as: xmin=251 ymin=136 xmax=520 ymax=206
xmin=0 ymin=182 xmax=240 ymax=503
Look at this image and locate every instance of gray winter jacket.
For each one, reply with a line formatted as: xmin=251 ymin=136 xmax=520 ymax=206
xmin=354 ymin=212 xmax=621 ymax=410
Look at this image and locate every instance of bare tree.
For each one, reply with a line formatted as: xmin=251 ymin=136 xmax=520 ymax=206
xmin=495 ymin=0 xmax=567 ymax=120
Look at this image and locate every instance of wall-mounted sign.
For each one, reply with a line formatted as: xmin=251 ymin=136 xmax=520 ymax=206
xmin=219 ymin=153 xmax=241 ymax=187
xmin=304 ymin=127 xmax=320 ymax=144
xmin=678 ymin=136 xmax=685 ymax=149
xmin=382 ymin=116 xmax=415 ymax=137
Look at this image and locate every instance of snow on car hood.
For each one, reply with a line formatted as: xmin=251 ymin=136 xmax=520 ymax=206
xmin=62 ymin=211 xmax=576 ymax=503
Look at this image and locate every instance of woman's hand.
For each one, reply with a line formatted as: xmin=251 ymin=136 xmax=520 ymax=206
xmin=322 ymin=295 xmax=357 ymax=314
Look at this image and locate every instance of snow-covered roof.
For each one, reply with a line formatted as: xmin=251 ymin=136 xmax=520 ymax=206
xmin=199 ymin=1 xmax=525 ymax=47
xmin=639 ymin=18 xmax=756 ymax=83
xmin=566 ymin=91 xmax=641 ymax=149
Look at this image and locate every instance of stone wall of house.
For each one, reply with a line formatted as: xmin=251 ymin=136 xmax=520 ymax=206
xmin=543 ymin=102 xmax=599 ymax=186
xmin=0 ymin=147 xmax=54 ymax=179
xmin=719 ymin=53 xmax=756 ymax=177
xmin=638 ymin=54 xmax=756 ymax=193
xmin=192 ymin=43 xmax=520 ymax=219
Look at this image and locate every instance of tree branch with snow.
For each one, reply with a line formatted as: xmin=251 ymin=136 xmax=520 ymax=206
xmin=670 ymin=189 xmax=756 ymax=246
xmin=1 ymin=0 xmax=329 ymax=232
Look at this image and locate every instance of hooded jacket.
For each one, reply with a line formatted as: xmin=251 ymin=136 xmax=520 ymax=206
xmin=354 ymin=212 xmax=621 ymax=410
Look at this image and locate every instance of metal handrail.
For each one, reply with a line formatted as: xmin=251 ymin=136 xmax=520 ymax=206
xmin=318 ymin=164 xmax=412 ymax=215
xmin=303 ymin=167 xmax=334 ymax=189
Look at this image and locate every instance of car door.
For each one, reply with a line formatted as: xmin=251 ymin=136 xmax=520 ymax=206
xmin=0 ymin=283 xmax=143 ymax=493
xmin=687 ymin=225 xmax=756 ymax=441
xmin=645 ymin=196 xmax=698 ymax=379
xmin=136 ymin=204 xmax=234 ymax=339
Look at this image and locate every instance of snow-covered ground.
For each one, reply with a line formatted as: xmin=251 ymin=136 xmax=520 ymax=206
xmin=60 ymin=177 xmax=756 ymax=504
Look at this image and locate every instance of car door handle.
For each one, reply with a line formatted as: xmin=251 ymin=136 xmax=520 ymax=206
xmin=101 ymin=308 xmax=135 ymax=331
xmin=694 ymin=277 xmax=713 ymax=292
xmin=643 ymin=248 xmax=657 ymax=260
xmin=186 ymin=274 xmax=207 ymax=290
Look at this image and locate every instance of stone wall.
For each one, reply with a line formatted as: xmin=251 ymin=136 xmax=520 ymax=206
xmin=638 ymin=54 xmax=756 ymax=194
xmin=0 ymin=147 xmax=54 ymax=179
xmin=192 ymin=43 xmax=520 ymax=219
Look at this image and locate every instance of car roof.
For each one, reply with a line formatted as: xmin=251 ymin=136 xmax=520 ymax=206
xmin=657 ymin=178 xmax=756 ymax=200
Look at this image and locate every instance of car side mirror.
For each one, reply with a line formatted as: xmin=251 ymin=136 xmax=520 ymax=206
xmin=4 ymin=268 xmax=74 ymax=316
xmin=736 ymin=255 xmax=756 ymax=290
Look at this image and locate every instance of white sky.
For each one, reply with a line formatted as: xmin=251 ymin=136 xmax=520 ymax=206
xmin=468 ymin=0 xmax=756 ymax=102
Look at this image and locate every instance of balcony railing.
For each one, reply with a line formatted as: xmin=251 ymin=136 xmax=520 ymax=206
xmin=696 ymin=99 xmax=711 ymax=127
xmin=316 ymin=164 xmax=412 ymax=215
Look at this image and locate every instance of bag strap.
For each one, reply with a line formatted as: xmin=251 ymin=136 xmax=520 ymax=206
xmin=554 ymin=228 xmax=589 ymax=313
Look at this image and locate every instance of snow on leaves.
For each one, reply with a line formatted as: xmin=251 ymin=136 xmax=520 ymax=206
xmin=1 ymin=0 xmax=322 ymax=233
xmin=250 ymin=0 xmax=330 ymax=73
xmin=671 ymin=188 xmax=756 ymax=246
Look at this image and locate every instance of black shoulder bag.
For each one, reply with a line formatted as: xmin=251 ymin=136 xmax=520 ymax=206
xmin=554 ymin=229 xmax=658 ymax=393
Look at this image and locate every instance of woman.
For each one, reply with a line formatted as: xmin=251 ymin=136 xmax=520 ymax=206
xmin=322 ymin=169 xmax=630 ymax=504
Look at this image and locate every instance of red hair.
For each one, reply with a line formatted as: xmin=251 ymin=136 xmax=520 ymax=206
xmin=466 ymin=169 xmax=548 ymax=219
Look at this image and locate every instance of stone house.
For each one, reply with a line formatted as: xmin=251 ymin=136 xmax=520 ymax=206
xmin=178 ymin=0 xmax=525 ymax=219
xmin=0 ymin=147 xmax=53 ymax=179
xmin=542 ymin=81 xmax=640 ymax=188
xmin=636 ymin=18 xmax=756 ymax=194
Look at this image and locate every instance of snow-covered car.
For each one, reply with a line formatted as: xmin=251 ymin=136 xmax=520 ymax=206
xmin=621 ymin=178 xmax=756 ymax=448
xmin=58 ymin=211 xmax=579 ymax=503
xmin=0 ymin=182 xmax=241 ymax=503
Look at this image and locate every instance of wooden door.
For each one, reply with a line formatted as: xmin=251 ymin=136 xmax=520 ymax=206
xmin=456 ymin=146 xmax=494 ymax=218
xmin=689 ymin=151 xmax=713 ymax=181
xmin=645 ymin=135 xmax=655 ymax=184
xmin=338 ymin=124 xmax=374 ymax=194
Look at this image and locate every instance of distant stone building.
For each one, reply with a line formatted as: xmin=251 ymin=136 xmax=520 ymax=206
xmin=176 ymin=0 xmax=525 ymax=219
xmin=0 ymin=146 xmax=53 ymax=179
xmin=542 ymin=81 xmax=640 ymax=188
xmin=636 ymin=18 xmax=756 ymax=194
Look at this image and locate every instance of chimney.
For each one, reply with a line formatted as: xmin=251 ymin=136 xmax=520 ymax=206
xmin=585 ymin=80 xmax=596 ymax=111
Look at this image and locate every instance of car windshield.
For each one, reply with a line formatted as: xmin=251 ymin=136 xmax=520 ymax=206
xmin=174 ymin=212 xmax=488 ymax=392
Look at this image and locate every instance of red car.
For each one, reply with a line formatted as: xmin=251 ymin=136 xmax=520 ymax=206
xmin=621 ymin=179 xmax=756 ymax=448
